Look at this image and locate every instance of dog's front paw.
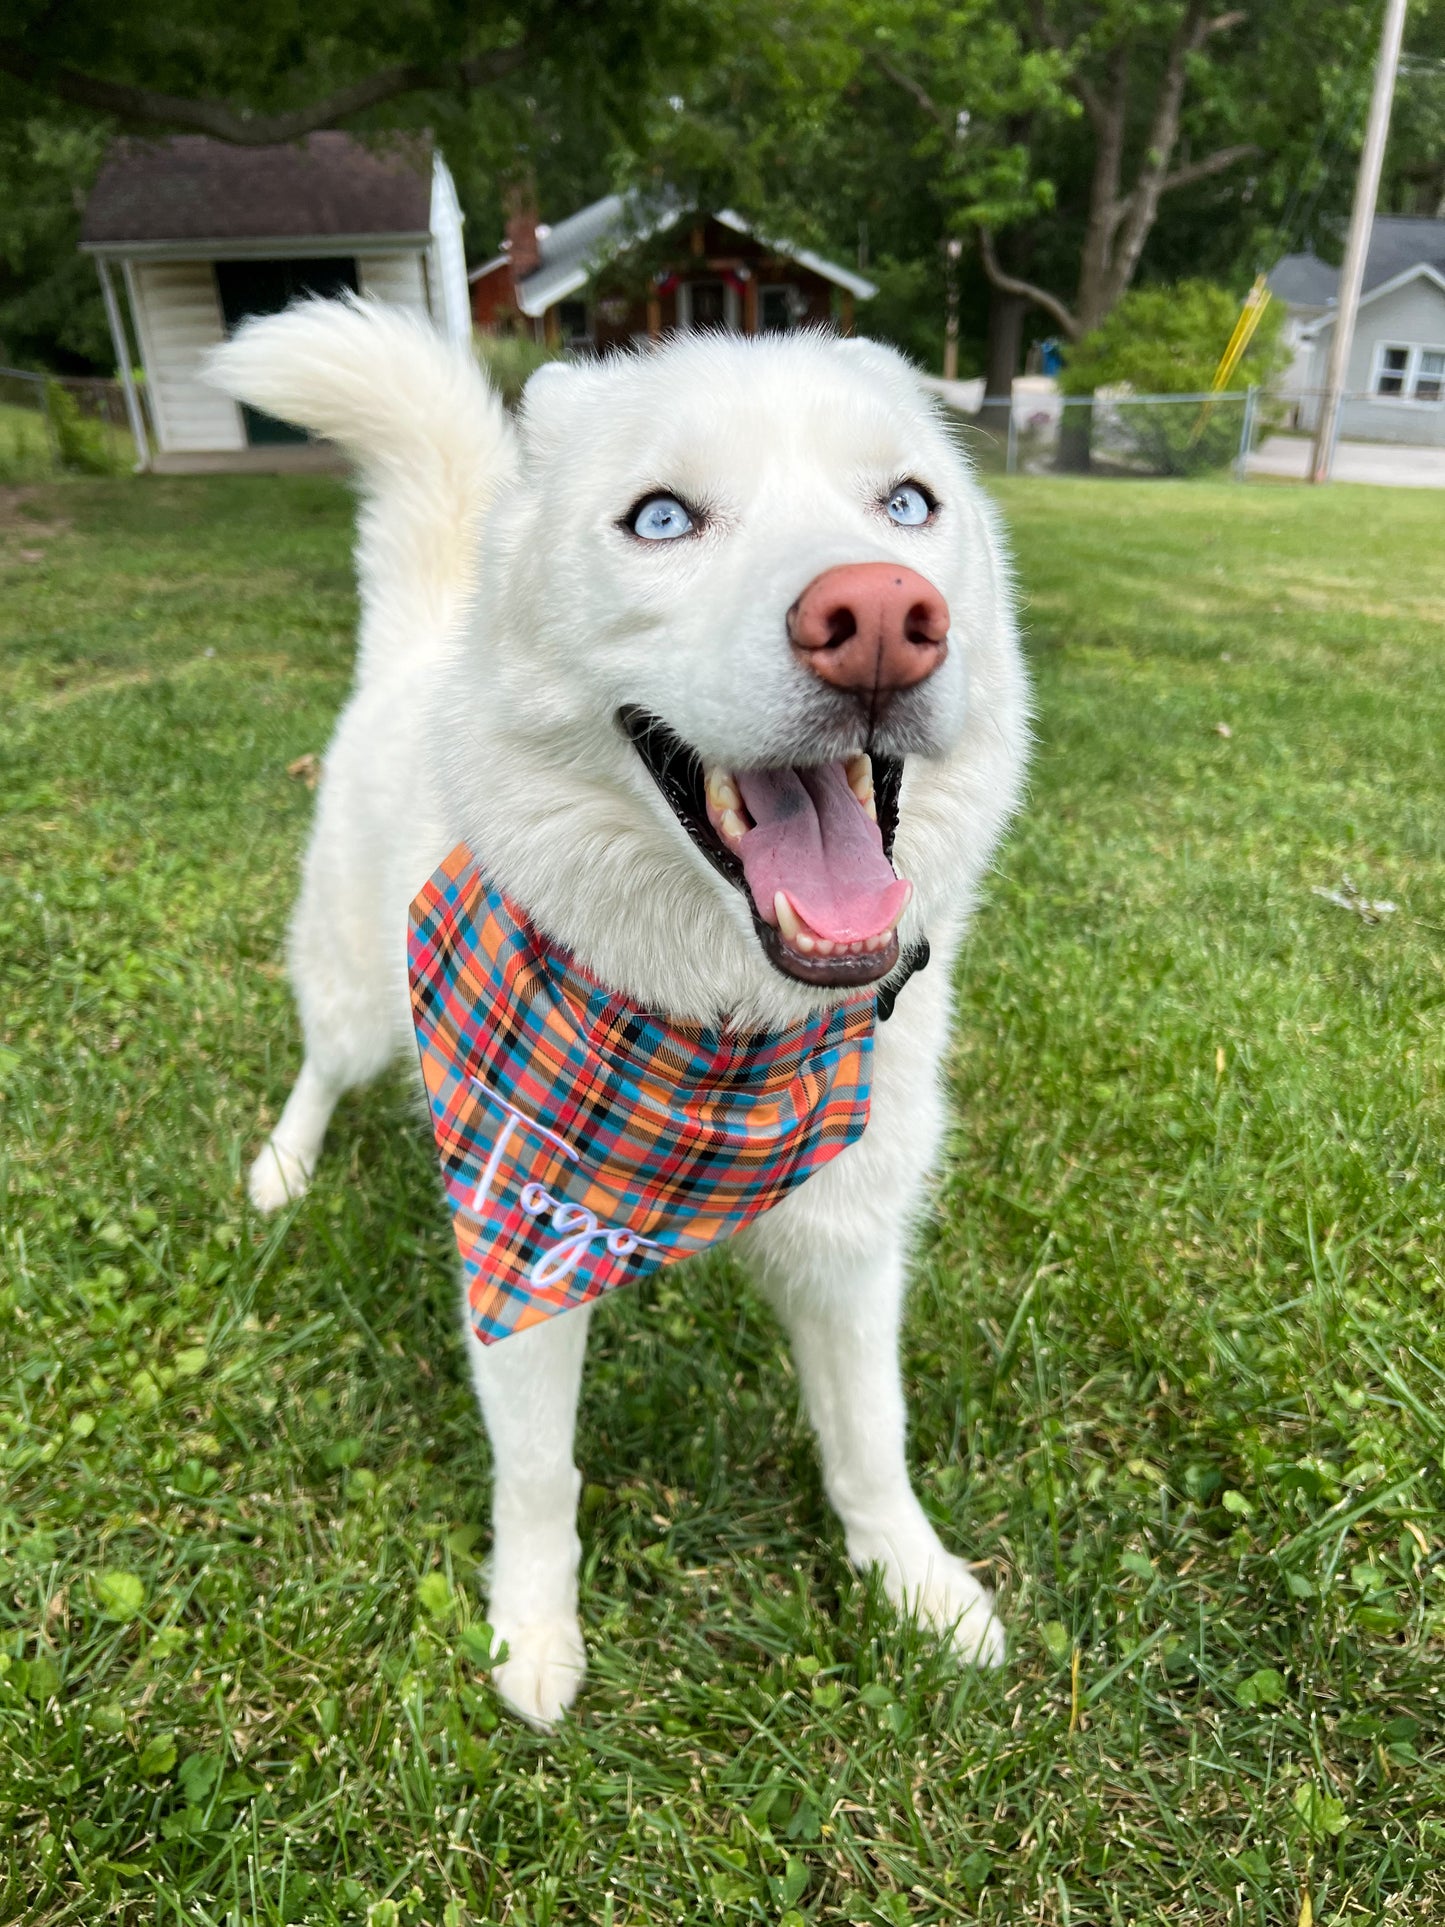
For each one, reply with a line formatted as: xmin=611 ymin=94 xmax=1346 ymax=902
xmin=247 ymin=1137 xmax=314 ymax=1213
xmin=851 ymin=1531 xmax=1007 ymax=1668
xmin=909 ymin=1555 xmax=1007 ymax=1668
xmin=490 ymin=1613 xmax=587 ymax=1729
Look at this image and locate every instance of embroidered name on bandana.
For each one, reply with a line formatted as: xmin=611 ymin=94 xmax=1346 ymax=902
xmin=408 ymin=845 xmax=875 ymax=1344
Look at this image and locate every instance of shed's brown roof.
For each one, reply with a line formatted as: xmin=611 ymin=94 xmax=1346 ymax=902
xmin=81 ymin=132 xmax=433 ymax=247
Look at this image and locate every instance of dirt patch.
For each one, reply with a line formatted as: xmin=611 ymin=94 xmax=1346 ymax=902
xmin=0 ymin=486 xmax=71 ymax=541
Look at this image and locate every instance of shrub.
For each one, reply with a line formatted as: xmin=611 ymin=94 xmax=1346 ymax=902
xmin=472 ymin=332 xmax=562 ymax=409
xmin=1060 ymin=280 xmax=1286 ymax=399
xmin=44 ymin=379 xmax=117 ymax=474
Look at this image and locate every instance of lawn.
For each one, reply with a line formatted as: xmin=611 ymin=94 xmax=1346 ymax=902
xmin=1 ymin=470 xmax=1442 ymax=1927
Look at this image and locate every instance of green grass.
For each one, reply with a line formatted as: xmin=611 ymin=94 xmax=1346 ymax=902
xmin=2 ymin=472 xmax=1443 ymax=1927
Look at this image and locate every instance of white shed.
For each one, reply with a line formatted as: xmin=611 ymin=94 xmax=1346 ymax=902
xmin=80 ymin=132 xmax=469 ymax=472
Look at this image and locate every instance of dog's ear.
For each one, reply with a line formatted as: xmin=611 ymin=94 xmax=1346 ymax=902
xmin=835 ymin=335 xmax=912 ymax=369
xmin=517 ymin=359 xmax=589 ymax=457
xmin=521 ymin=361 xmax=576 ymax=406
xmin=834 ymin=336 xmax=923 ymax=389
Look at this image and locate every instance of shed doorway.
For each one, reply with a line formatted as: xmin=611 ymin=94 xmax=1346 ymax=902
xmin=214 ymin=257 xmax=358 ymax=444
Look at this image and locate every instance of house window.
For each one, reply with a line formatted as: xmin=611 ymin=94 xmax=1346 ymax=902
xmin=1374 ymin=345 xmax=1410 ymax=397
xmin=558 ymin=299 xmax=591 ymax=349
xmin=677 ymin=279 xmax=739 ymax=332
xmin=759 ymin=286 xmax=797 ymax=333
xmin=1371 ymin=342 xmax=1445 ymax=403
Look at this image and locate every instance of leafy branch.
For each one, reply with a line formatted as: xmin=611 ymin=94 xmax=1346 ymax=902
xmin=0 ymin=38 xmax=532 ymax=144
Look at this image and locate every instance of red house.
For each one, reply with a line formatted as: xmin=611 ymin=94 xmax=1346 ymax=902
xmin=470 ymin=191 xmax=876 ymax=351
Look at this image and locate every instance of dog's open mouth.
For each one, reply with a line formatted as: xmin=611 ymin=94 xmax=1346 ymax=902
xmin=620 ymin=706 xmax=907 ymax=988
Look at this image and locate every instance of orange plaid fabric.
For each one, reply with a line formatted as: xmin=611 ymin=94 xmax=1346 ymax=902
xmin=408 ymin=845 xmax=875 ymax=1344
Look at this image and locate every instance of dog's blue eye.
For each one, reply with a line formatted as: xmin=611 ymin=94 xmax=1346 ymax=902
xmin=632 ymin=496 xmax=694 ymax=541
xmin=885 ymin=483 xmax=932 ymax=526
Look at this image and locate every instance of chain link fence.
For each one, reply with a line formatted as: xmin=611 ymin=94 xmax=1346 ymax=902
xmin=4 ymin=365 xmax=1431 ymax=488
xmin=945 ymin=384 xmax=1443 ymax=484
xmin=0 ymin=368 xmax=137 ymax=482
xmin=951 ymin=389 xmax=1268 ymax=480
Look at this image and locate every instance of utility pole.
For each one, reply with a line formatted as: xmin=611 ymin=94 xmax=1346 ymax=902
xmin=1309 ymin=0 xmax=1409 ymax=483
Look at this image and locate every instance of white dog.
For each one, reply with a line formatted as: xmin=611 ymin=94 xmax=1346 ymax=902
xmin=209 ymin=301 xmax=1030 ymax=1727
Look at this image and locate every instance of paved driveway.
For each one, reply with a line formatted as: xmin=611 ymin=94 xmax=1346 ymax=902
xmin=1249 ymin=435 xmax=1445 ymax=488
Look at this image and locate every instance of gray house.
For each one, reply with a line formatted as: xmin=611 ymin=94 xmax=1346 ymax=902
xmin=1270 ymin=219 xmax=1445 ymax=446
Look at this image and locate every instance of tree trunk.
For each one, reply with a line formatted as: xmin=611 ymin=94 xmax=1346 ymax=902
xmin=1073 ymin=51 xmax=1130 ymax=337
xmin=983 ymin=285 xmax=1027 ymax=401
xmin=1055 ymin=406 xmax=1093 ymax=474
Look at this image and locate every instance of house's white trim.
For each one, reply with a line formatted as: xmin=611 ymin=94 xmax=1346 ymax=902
xmin=714 ymin=209 xmax=877 ymax=300
xmin=1301 ymin=261 xmax=1445 ymax=337
xmin=516 ymin=261 xmax=590 ymax=316
xmin=467 ymin=251 xmax=510 ymax=284
xmin=80 ymin=233 xmax=430 ymax=263
xmin=1368 ymin=338 xmax=1445 ymax=405
xmin=93 ymin=256 xmax=151 ymax=470
xmin=426 ymin=152 xmax=471 ymax=342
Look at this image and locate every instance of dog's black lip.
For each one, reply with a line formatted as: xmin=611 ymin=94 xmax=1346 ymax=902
xmin=618 ymin=705 xmax=906 ymax=990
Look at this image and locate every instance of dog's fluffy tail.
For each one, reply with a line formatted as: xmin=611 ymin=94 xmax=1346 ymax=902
xmin=207 ymin=298 xmax=513 ymax=682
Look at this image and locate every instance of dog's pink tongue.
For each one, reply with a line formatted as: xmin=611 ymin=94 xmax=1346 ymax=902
xmin=735 ymin=763 xmax=909 ymax=943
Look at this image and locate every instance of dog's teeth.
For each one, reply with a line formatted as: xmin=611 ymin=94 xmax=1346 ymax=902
xmin=719 ymin=808 xmax=747 ymax=843
xmin=846 ymin=753 xmax=874 ymax=804
xmin=774 ymin=892 xmax=802 ymax=941
xmin=706 ymin=768 xmax=742 ymax=813
xmin=813 ymin=938 xmax=835 ymax=959
xmin=794 ymin=931 xmax=816 ymax=955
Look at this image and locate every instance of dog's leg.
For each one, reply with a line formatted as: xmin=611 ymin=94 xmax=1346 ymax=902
xmin=749 ymin=1234 xmax=1005 ymax=1667
xmin=464 ymin=1304 xmax=592 ymax=1728
xmin=247 ymin=1056 xmax=343 ymax=1212
xmin=248 ymin=813 xmax=399 ymax=1213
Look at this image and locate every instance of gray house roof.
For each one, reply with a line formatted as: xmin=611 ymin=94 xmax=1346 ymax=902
xmin=1364 ymin=216 xmax=1445 ymax=288
xmin=1267 ymin=250 xmax=1339 ymax=311
xmin=478 ymin=190 xmax=878 ymax=316
xmin=81 ymin=133 xmax=434 ymax=250
xmin=1269 ymin=217 xmax=1445 ymax=314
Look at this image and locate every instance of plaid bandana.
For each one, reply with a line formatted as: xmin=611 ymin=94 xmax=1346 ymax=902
xmin=408 ymin=844 xmax=875 ymax=1344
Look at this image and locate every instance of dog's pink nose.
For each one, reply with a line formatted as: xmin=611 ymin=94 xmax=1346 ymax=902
xmin=788 ymin=563 xmax=949 ymax=710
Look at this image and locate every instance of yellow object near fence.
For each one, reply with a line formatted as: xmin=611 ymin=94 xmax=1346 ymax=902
xmin=1212 ymin=274 xmax=1273 ymax=392
xmin=1190 ymin=274 xmax=1273 ymax=446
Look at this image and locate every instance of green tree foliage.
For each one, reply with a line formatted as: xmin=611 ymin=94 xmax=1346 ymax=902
xmin=0 ymin=0 xmax=710 ymax=370
xmin=1383 ymin=0 xmax=1445 ymax=218
xmin=4 ymin=0 xmax=1442 ymax=377
xmin=0 ymin=2 xmax=698 ymax=148
xmin=613 ymin=0 xmax=1405 ymax=378
xmin=0 ymin=118 xmax=113 ymax=369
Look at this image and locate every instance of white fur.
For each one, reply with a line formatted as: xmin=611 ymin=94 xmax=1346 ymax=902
xmin=208 ymin=300 xmax=1030 ymax=1727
